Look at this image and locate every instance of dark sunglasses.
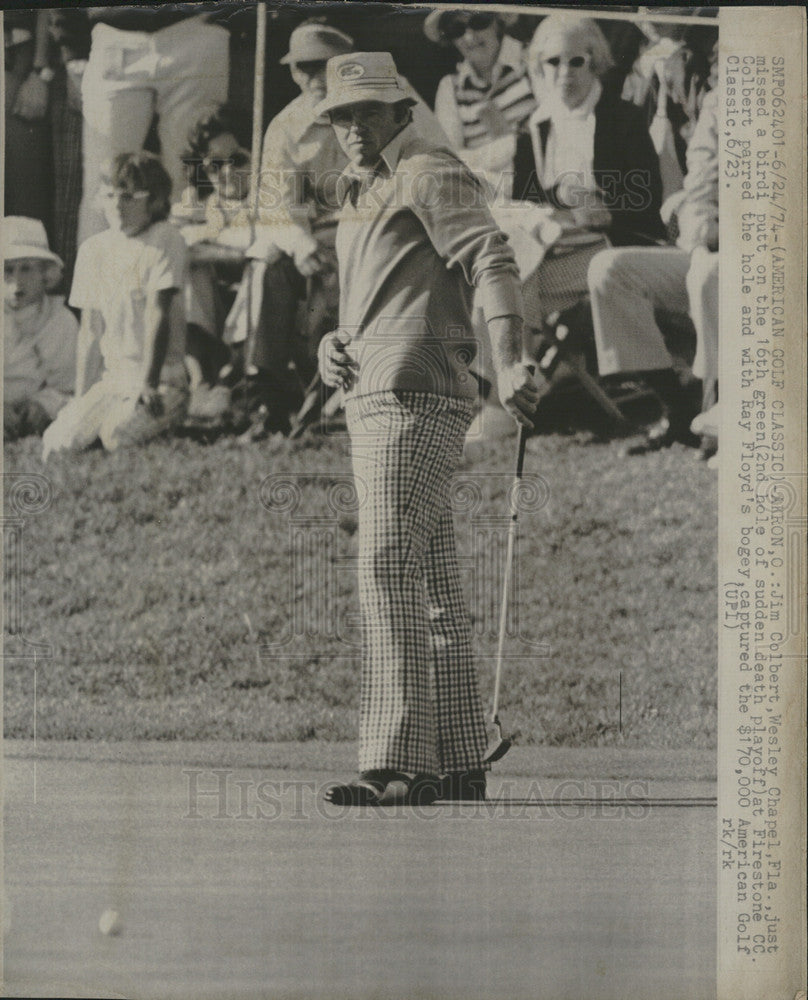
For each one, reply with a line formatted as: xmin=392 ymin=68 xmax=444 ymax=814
xmin=441 ymin=12 xmax=496 ymax=40
xmin=203 ymin=149 xmax=251 ymax=173
xmin=543 ymin=55 xmax=588 ymax=70
xmin=293 ymin=60 xmax=328 ymax=76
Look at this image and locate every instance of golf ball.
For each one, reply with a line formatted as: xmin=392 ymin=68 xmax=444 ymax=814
xmin=98 ymin=908 xmax=122 ymax=936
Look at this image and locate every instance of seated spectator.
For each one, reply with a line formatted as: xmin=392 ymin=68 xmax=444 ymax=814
xmin=621 ymin=25 xmax=715 ymax=207
xmin=513 ymin=13 xmax=665 ymax=248
xmin=226 ymin=17 xmax=450 ymax=440
xmin=587 ymin=86 xmax=720 ymax=457
xmin=174 ymin=106 xmax=253 ymax=416
xmin=4 ymin=217 xmax=78 ymax=441
xmin=424 ymin=9 xmax=535 ymax=193
xmin=43 ymin=153 xmax=188 ymax=458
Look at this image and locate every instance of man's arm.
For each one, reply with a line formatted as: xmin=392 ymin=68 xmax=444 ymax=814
xmin=487 ymin=315 xmax=539 ymax=427
xmin=410 ymin=153 xmax=538 ymax=424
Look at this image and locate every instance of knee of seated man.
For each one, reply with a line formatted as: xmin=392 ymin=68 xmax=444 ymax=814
xmin=587 ymin=248 xmax=623 ymax=292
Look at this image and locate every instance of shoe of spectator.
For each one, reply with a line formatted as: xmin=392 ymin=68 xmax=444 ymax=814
xmin=691 ymin=402 xmax=719 ymax=439
xmin=696 ymin=433 xmax=718 ymax=461
xmin=187 ymin=383 xmax=231 ymax=424
xmin=236 ymin=404 xmax=291 ymax=444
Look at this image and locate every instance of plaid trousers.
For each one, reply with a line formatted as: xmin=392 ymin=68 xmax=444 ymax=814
xmin=345 ymin=391 xmax=489 ymax=775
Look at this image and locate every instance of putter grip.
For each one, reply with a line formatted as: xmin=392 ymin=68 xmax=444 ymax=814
xmin=515 ymin=363 xmax=534 ymax=480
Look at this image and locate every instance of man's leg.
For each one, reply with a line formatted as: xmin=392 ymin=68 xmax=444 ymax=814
xmin=346 ymin=392 xmax=474 ymax=776
xmin=589 ymin=246 xmax=703 ymax=448
xmin=687 ymin=248 xmax=719 ymax=412
xmin=588 ymin=246 xmax=691 ymax=377
xmin=78 ymin=26 xmax=156 ymax=242
xmin=239 ymin=255 xmax=307 ymax=435
xmin=423 ymin=503 xmax=488 ymax=776
xmin=153 ymin=18 xmax=229 ymax=206
xmin=41 ymin=380 xmax=117 ymax=458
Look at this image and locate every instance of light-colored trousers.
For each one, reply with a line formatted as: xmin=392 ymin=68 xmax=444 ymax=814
xmin=345 ymin=391 xmax=488 ymax=775
xmin=42 ymin=375 xmax=188 ymax=458
xmin=79 ymin=17 xmax=229 ymax=242
xmin=588 ymin=245 xmax=719 ymax=396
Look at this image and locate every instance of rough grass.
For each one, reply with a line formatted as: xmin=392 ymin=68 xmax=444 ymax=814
xmin=3 ymin=425 xmax=717 ymax=747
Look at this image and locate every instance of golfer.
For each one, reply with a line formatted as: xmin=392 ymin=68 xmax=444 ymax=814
xmin=318 ymin=52 xmax=538 ymax=805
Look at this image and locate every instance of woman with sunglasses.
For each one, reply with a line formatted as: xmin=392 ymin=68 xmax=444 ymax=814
xmin=513 ymin=14 xmax=665 ymax=248
xmin=173 ymin=106 xmax=254 ymax=413
xmin=424 ymin=9 xmax=535 ymax=191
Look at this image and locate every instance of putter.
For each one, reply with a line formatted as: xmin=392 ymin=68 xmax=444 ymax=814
xmin=483 ymin=421 xmax=529 ymax=765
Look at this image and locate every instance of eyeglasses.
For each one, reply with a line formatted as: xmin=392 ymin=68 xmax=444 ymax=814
xmin=330 ymin=104 xmax=386 ymax=126
xmin=203 ymin=149 xmax=251 ymax=173
xmin=292 ymin=60 xmax=328 ymax=77
xmin=101 ymin=186 xmax=150 ymax=202
xmin=543 ymin=55 xmax=588 ymax=70
xmin=441 ymin=13 xmax=496 ymax=40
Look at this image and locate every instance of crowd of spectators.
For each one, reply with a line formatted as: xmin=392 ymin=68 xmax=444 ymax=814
xmin=4 ymin=6 xmax=719 ymax=464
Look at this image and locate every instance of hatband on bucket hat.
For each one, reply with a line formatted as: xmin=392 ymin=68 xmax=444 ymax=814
xmin=280 ymin=22 xmax=354 ymax=65
xmin=3 ymin=216 xmax=63 ymax=267
xmin=314 ymin=52 xmax=416 ymax=116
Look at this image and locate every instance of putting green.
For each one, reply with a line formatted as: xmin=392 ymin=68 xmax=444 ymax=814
xmin=3 ymin=742 xmax=715 ymax=999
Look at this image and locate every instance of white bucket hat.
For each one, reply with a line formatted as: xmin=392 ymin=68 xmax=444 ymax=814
xmin=280 ymin=22 xmax=354 ymax=65
xmin=3 ymin=216 xmax=63 ymax=267
xmin=314 ymin=52 xmax=416 ymax=117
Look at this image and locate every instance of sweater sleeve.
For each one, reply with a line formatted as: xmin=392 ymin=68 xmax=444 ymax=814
xmin=408 ymin=153 xmax=523 ymax=321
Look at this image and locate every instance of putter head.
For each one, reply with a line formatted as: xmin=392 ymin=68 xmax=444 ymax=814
xmin=483 ymin=735 xmax=512 ymax=764
xmin=483 ymin=716 xmax=514 ymax=764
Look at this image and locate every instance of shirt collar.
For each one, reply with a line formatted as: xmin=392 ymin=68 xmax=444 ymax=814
xmin=378 ymin=121 xmax=416 ymax=175
xmin=336 ymin=122 xmax=416 ymax=206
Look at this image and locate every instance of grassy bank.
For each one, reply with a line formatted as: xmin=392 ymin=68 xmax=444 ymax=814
xmin=3 ymin=427 xmax=716 ymax=747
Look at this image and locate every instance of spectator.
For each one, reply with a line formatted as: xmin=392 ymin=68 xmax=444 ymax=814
xmin=4 ymin=217 xmax=78 ymax=441
xmin=43 ymin=154 xmax=189 ymax=458
xmin=424 ymin=9 xmax=535 ymax=193
xmin=513 ymin=14 xmax=665 ymax=248
xmin=77 ymin=7 xmax=230 ymax=243
xmin=587 ymin=86 xmax=720 ymax=457
xmin=175 ymin=106 xmax=253 ymax=409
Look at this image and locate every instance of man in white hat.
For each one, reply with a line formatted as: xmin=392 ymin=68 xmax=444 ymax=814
xmin=316 ymin=51 xmax=538 ymax=806
xmin=230 ymin=18 xmax=449 ymax=439
xmin=4 ymin=216 xmax=78 ymax=440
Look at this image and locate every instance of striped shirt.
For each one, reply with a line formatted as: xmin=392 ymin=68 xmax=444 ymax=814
xmin=434 ymin=36 xmax=535 ymax=152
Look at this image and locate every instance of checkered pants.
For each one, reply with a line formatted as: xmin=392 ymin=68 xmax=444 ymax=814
xmin=345 ymin=391 xmax=488 ymax=775
xmin=522 ymin=234 xmax=610 ymax=328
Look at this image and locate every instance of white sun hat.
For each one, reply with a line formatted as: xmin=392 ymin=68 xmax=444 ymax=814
xmin=3 ymin=216 xmax=63 ymax=267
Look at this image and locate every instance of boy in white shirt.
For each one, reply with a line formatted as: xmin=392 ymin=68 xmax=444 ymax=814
xmin=4 ymin=217 xmax=78 ymax=441
xmin=43 ymin=152 xmax=188 ymax=458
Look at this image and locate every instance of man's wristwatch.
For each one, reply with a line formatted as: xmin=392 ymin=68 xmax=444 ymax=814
xmin=34 ymin=66 xmax=55 ymax=83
